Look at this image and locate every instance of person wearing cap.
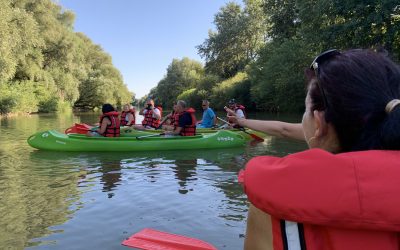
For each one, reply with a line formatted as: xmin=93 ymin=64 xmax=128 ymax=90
xmin=196 ymin=100 xmax=216 ymax=128
xmin=223 ymin=99 xmax=246 ymax=128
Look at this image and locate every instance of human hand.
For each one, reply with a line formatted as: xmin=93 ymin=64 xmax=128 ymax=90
xmin=227 ymin=115 xmax=246 ymax=127
xmin=224 ymin=106 xmax=235 ymax=116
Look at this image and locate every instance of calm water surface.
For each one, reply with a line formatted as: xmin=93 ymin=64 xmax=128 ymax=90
xmin=0 ymin=112 xmax=306 ymax=250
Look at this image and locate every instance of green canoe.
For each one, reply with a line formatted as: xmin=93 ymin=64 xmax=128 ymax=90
xmin=27 ymin=130 xmax=247 ymax=151
xmin=119 ymin=127 xmax=266 ymax=140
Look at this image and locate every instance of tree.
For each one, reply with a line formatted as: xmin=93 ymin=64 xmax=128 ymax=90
xmin=153 ymin=58 xmax=204 ymax=108
xmin=249 ymin=39 xmax=312 ymax=112
xmin=197 ymin=0 xmax=267 ymax=78
xmin=262 ymin=0 xmax=298 ymax=41
xmin=0 ymin=0 xmax=132 ymax=114
xmin=297 ymin=0 xmax=400 ymax=59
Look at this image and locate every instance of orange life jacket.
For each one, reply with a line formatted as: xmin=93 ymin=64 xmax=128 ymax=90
xmin=141 ymin=108 xmax=161 ymax=128
xmin=240 ymin=149 xmax=400 ymax=250
xmin=174 ymin=108 xmax=196 ymax=136
xmin=120 ymin=109 xmax=135 ymax=126
xmin=99 ymin=111 xmax=120 ymax=137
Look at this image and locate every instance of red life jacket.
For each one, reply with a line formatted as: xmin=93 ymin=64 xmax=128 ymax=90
xmin=240 ymin=149 xmax=400 ymax=250
xmin=156 ymin=106 xmax=163 ymax=118
xmin=168 ymin=111 xmax=178 ymax=125
xmin=227 ymin=104 xmax=246 ymax=124
xmin=235 ymin=104 xmax=246 ymax=118
xmin=99 ymin=111 xmax=120 ymax=137
xmin=120 ymin=109 xmax=136 ymax=126
xmin=141 ymin=108 xmax=161 ymax=128
xmin=174 ymin=108 xmax=196 ymax=136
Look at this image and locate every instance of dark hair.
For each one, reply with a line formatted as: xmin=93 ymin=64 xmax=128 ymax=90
xmin=102 ymin=103 xmax=115 ymax=114
xmin=228 ymin=99 xmax=236 ymax=105
xmin=307 ymin=49 xmax=400 ymax=151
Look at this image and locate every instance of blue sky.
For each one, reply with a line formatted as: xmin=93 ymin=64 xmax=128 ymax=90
xmin=58 ymin=0 xmax=236 ymax=98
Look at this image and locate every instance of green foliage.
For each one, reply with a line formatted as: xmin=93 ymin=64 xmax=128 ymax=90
xmin=0 ymin=97 xmax=17 ymax=114
xmin=249 ymin=39 xmax=312 ymax=112
xmin=262 ymin=0 xmax=298 ymax=41
xmin=249 ymin=0 xmax=400 ymax=111
xmin=153 ymin=58 xmax=204 ymax=108
xmin=0 ymin=0 xmax=132 ymax=115
xmin=38 ymin=98 xmax=59 ymax=113
xmin=211 ymin=72 xmax=251 ymax=109
xmin=197 ymin=0 xmax=267 ymax=78
xmin=176 ymin=88 xmax=198 ymax=107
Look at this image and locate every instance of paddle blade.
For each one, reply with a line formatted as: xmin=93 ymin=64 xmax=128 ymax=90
xmin=249 ymin=133 xmax=264 ymax=142
xmin=122 ymin=228 xmax=217 ymax=250
xmin=65 ymin=123 xmax=91 ymax=134
xmin=76 ymin=123 xmax=93 ymax=130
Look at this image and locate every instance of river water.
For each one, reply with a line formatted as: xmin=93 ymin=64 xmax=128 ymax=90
xmin=0 ymin=112 xmax=306 ymax=250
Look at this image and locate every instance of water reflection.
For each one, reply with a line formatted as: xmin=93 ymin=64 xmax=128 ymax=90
xmin=173 ymin=159 xmax=197 ymax=194
xmin=1 ymin=112 xmax=307 ymax=250
xmin=0 ymin=151 xmax=84 ymax=248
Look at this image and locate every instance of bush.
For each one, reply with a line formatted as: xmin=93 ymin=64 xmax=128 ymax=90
xmin=38 ymin=98 xmax=59 ymax=113
xmin=0 ymin=97 xmax=18 ymax=114
xmin=210 ymin=72 xmax=250 ymax=109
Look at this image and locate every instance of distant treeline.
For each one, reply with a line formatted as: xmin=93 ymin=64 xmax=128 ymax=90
xmin=144 ymin=0 xmax=400 ymax=112
xmin=0 ymin=0 xmax=133 ymax=115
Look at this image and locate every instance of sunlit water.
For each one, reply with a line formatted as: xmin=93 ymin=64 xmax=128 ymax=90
xmin=0 ymin=111 xmax=306 ymax=250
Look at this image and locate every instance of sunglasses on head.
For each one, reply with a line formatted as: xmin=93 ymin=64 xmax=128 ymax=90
xmin=310 ymin=49 xmax=341 ymax=109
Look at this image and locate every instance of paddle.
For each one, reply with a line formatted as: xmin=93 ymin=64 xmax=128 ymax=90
xmin=136 ymin=133 xmax=165 ymax=140
xmin=122 ymin=228 xmax=217 ymax=250
xmin=216 ymin=117 xmax=264 ymax=141
xmin=65 ymin=123 xmax=94 ymax=134
xmin=157 ymin=116 xmax=170 ymax=129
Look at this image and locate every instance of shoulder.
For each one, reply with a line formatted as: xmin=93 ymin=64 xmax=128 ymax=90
xmin=179 ymin=112 xmax=191 ymax=121
xmin=236 ymin=109 xmax=244 ymax=114
xmin=102 ymin=116 xmax=111 ymax=123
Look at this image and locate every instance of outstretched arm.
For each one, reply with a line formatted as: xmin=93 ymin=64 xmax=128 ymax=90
xmin=226 ymin=109 xmax=305 ymax=141
xmin=240 ymin=119 xmax=304 ymax=140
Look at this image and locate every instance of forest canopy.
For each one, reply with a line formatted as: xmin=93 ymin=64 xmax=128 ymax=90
xmin=149 ymin=0 xmax=400 ymax=112
xmin=0 ymin=0 xmax=133 ymax=114
xmin=2 ymin=0 xmax=399 ymax=114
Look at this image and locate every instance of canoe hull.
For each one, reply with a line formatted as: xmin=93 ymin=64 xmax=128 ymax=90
xmin=119 ymin=127 xmax=266 ymax=140
xmin=28 ymin=130 xmax=246 ymax=152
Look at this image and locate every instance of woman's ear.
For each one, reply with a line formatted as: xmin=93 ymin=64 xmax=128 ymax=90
xmin=313 ymin=110 xmax=327 ymax=138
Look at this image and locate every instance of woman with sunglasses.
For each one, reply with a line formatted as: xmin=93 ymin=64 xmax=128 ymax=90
xmin=238 ymin=49 xmax=400 ymax=249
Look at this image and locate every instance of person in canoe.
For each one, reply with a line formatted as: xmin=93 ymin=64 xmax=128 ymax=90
xmin=120 ymin=104 xmax=136 ymax=127
xmin=164 ymin=100 xmax=196 ymax=136
xmin=236 ymin=49 xmax=400 ymax=250
xmin=135 ymin=99 xmax=162 ymax=130
xmin=196 ymin=100 xmax=216 ymax=128
xmin=223 ymin=99 xmax=246 ymax=128
xmin=87 ymin=103 xmax=120 ymax=137
xmin=160 ymin=101 xmax=179 ymax=131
